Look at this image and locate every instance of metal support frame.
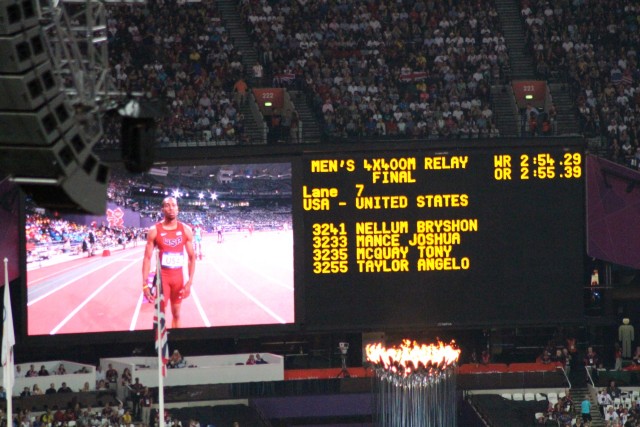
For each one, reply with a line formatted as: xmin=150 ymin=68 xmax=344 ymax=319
xmin=39 ymin=0 xmax=117 ymax=144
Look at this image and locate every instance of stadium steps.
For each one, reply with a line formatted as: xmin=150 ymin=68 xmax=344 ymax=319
xmin=215 ymin=0 xmax=267 ymax=144
xmin=239 ymin=98 xmax=268 ymax=144
xmin=494 ymin=0 xmax=536 ymax=79
xmin=548 ymin=83 xmax=580 ymax=135
xmin=288 ymin=90 xmax=323 ymax=144
xmin=491 ymin=84 xmax=519 ymax=137
xmin=215 ymin=0 xmax=260 ymax=85
xmin=571 ymin=386 xmax=606 ymax=426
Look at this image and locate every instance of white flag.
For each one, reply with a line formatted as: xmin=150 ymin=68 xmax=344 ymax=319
xmin=2 ymin=277 xmax=15 ymax=390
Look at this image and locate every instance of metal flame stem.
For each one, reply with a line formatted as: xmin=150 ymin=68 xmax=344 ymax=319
xmin=372 ymin=366 xmax=457 ymax=427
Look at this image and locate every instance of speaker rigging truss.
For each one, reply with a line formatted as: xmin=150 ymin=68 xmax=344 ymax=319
xmin=0 ymin=0 xmax=121 ymax=213
xmin=40 ymin=0 xmax=114 ymax=141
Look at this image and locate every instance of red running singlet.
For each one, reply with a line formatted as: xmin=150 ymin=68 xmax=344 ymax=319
xmin=154 ymin=222 xmax=187 ymax=302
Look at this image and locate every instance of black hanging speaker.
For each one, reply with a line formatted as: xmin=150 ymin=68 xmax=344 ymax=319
xmin=121 ymin=116 xmax=156 ymax=173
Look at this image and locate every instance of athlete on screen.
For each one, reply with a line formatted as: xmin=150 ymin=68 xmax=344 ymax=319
xmin=142 ymin=196 xmax=196 ymax=328
xmin=193 ymin=224 xmax=203 ymax=260
xmin=216 ymin=224 xmax=224 ymax=243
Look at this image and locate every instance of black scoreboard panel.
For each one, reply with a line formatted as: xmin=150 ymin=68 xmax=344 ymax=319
xmin=298 ymin=141 xmax=585 ymax=330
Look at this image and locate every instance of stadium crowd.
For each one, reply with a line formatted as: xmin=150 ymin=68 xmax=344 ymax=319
xmin=25 ymin=208 xmax=141 ymax=262
xmin=88 ymin=0 xmax=640 ymax=174
xmin=241 ymin=0 xmax=504 ymax=139
xmin=101 ymin=0 xmax=247 ymax=146
xmin=523 ymin=0 xmax=640 ymax=169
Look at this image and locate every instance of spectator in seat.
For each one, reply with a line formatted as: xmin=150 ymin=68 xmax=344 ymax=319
xmin=53 ymin=406 xmax=65 ymax=424
xmin=540 ymin=349 xmax=552 ymax=364
xmin=252 ymin=62 xmax=264 ymax=85
xmin=40 ymin=409 xmax=53 ymax=425
xmin=528 ymin=111 xmax=539 ymax=136
xmin=597 ymin=388 xmax=613 ymax=416
xmin=115 ymin=401 xmax=125 ymax=420
xmin=632 ymin=346 xmax=640 ymax=365
xmin=56 ymin=363 xmax=66 ymax=375
xmin=19 ymin=386 xmax=30 ymax=397
xmin=106 ymin=363 xmax=118 ymax=384
xmin=102 ymin=402 xmax=114 ymax=421
xmin=96 ymin=364 xmax=105 ymax=386
xmin=38 ymin=365 xmax=49 ymax=376
xmin=604 ymin=405 xmax=619 ymax=425
xmin=121 ymin=409 xmax=133 ymax=425
xmin=562 ymin=348 xmax=572 ymax=376
xmin=584 ymin=346 xmax=599 ymax=380
xmin=246 ymin=354 xmax=256 ymax=365
xmin=121 ymin=367 xmax=132 ymax=386
xmin=58 ymin=382 xmax=72 ymax=393
xmin=63 ymin=407 xmax=76 ymax=423
xmin=168 ymin=350 xmax=186 ymax=369
xmin=613 ymin=343 xmax=623 ymax=371
xmin=481 ymin=350 xmax=491 ymax=365
xmin=606 ymin=380 xmax=621 ymax=399
xmin=45 ymin=383 xmax=57 ymax=395
xmin=551 ymin=349 xmax=566 ymax=372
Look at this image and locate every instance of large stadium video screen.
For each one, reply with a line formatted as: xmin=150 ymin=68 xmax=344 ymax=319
xmin=25 ymin=162 xmax=294 ymax=336
xmin=24 ymin=139 xmax=586 ymax=338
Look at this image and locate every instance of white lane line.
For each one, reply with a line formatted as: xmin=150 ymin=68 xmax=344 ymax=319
xmin=243 ymin=266 xmax=293 ymax=291
xmin=28 ymin=259 xmax=122 ymax=306
xmin=130 ymin=292 xmax=144 ymax=331
xmin=28 ymin=261 xmax=91 ymax=282
xmin=50 ymin=259 xmax=139 ymax=335
xmin=213 ymin=264 xmax=287 ymax=324
xmin=190 ymin=288 xmax=211 ymax=327
xmin=28 ymin=250 xmax=141 ymax=284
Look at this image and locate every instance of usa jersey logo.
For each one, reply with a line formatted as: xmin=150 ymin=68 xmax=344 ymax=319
xmin=163 ymin=236 xmax=183 ymax=247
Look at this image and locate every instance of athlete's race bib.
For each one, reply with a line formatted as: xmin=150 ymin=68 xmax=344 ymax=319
xmin=161 ymin=252 xmax=183 ymax=269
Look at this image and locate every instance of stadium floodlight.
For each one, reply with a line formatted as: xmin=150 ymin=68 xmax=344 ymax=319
xmin=0 ymin=0 xmax=110 ymax=214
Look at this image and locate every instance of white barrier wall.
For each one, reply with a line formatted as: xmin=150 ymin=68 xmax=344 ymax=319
xmin=100 ymin=353 xmax=284 ymax=389
xmin=3 ymin=361 xmax=96 ymax=397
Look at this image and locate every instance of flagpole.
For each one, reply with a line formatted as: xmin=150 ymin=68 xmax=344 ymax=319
xmin=157 ymin=294 xmax=164 ymax=427
xmin=3 ymin=258 xmax=13 ymax=427
xmin=155 ymin=252 xmax=165 ymax=427
xmin=3 ymin=360 xmax=9 ymax=427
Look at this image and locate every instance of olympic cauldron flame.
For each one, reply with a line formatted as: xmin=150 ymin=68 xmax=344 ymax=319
xmin=366 ymin=339 xmax=461 ymax=427
xmin=366 ymin=339 xmax=460 ymax=376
